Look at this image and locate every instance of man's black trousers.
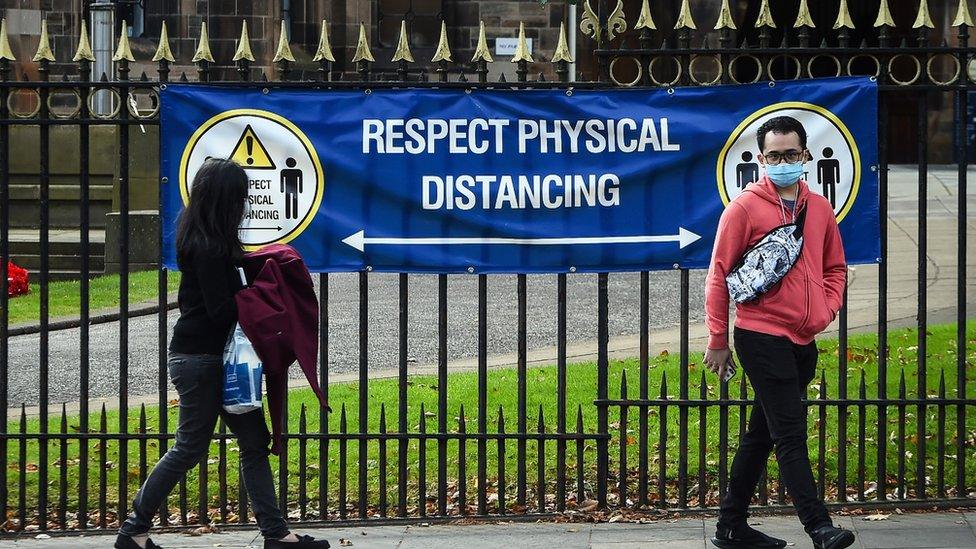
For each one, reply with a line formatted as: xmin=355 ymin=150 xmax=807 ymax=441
xmin=718 ymin=328 xmax=831 ymax=533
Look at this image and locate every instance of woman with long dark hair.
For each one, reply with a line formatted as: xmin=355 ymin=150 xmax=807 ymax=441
xmin=116 ymin=158 xmax=329 ymax=549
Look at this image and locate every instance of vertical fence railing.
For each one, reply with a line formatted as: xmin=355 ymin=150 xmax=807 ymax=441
xmin=0 ymin=0 xmax=973 ymax=535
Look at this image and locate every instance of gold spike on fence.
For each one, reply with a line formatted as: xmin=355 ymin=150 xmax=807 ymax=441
xmin=431 ymin=21 xmax=452 ymax=63
xmin=112 ymin=20 xmax=135 ymax=62
xmin=794 ymin=0 xmax=816 ymax=29
xmin=192 ymin=21 xmax=214 ymax=63
xmin=153 ymin=21 xmax=175 ymax=63
xmin=635 ymin=0 xmax=655 ymax=31
xmin=674 ymin=0 xmax=697 ymax=31
xmin=913 ymin=0 xmax=935 ymax=29
xmin=33 ymin=19 xmax=55 ymax=62
xmin=352 ymin=22 xmax=374 ymax=63
xmin=875 ymin=0 xmax=896 ymax=28
xmin=552 ymin=21 xmax=573 ymax=64
xmin=833 ymin=0 xmax=855 ymax=30
xmin=273 ymin=20 xmax=295 ymax=63
xmin=312 ymin=20 xmax=336 ymax=63
xmin=0 ymin=19 xmax=14 ymax=61
xmin=714 ymin=0 xmax=737 ymax=31
xmin=392 ymin=20 xmax=414 ymax=63
xmin=755 ymin=0 xmax=776 ymax=29
xmin=953 ymin=0 xmax=974 ymax=27
xmin=471 ymin=21 xmax=493 ymax=64
xmin=511 ymin=22 xmax=533 ymax=64
xmin=72 ymin=20 xmax=95 ymax=62
xmin=233 ymin=21 xmax=255 ymax=62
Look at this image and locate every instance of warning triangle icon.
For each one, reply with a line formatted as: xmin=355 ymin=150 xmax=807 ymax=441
xmin=230 ymin=125 xmax=276 ymax=169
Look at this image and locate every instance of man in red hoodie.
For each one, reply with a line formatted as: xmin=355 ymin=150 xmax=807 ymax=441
xmin=704 ymin=116 xmax=853 ymax=549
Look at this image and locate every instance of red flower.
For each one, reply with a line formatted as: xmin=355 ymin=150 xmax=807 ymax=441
xmin=6 ymin=261 xmax=29 ymax=297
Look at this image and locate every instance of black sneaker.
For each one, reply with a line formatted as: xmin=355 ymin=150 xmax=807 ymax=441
xmin=114 ymin=534 xmax=163 ymax=549
xmin=810 ymin=525 xmax=855 ymax=549
xmin=711 ymin=523 xmax=787 ymax=548
xmin=264 ymin=534 xmax=331 ymax=549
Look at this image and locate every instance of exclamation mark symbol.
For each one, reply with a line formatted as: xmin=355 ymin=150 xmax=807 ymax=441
xmin=245 ymin=135 xmax=254 ymax=165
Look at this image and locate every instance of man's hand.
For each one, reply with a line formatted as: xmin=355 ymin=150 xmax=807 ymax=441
xmin=704 ymin=347 xmax=732 ymax=378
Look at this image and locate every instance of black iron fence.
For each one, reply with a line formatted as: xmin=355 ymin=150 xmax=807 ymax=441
xmin=0 ymin=0 xmax=973 ymax=534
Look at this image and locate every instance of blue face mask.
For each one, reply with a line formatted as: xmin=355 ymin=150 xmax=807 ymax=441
xmin=765 ymin=162 xmax=804 ymax=187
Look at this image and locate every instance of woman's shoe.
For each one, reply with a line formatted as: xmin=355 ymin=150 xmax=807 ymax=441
xmin=114 ymin=534 xmax=163 ymax=549
xmin=264 ymin=534 xmax=330 ymax=548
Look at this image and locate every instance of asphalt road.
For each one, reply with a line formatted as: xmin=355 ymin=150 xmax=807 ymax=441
xmin=5 ymin=270 xmax=707 ymax=406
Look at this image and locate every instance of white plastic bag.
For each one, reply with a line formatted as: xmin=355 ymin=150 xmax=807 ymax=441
xmin=222 ymin=323 xmax=264 ymax=414
xmin=222 ymin=268 xmax=263 ymax=414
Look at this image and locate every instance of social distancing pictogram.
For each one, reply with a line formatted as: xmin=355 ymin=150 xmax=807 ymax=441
xmin=716 ymin=101 xmax=861 ymax=223
xmin=179 ymin=109 xmax=324 ymax=249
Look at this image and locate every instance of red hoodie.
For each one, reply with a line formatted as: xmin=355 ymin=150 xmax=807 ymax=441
xmin=705 ymin=176 xmax=847 ymax=350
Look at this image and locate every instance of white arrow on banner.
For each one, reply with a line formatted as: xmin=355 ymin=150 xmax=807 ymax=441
xmin=341 ymin=228 xmax=702 ymax=253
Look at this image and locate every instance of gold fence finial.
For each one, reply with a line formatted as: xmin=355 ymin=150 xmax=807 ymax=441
xmin=111 ymin=20 xmax=135 ymax=62
xmin=953 ymin=0 xmax=974 ymax=27
xmin=580 ymin=0 xmax=599 ymax=39
xmin=0 ymin=19 xmax=15 ymax=61
xmin=912 ymin=0 xmax=935 ymax=29
xmin=392 ymin=20 xmax=414 ymax=63
xmin=472 ymin=20 xmax=493 ymax=63
xmin=607 ymin=0 xmax=628 ymax=40
xmin=431 ymin=20 xmax=452 ymax=62
xmin=72 ymin=20 xmax=95 ymax=62
xmin=675 ymin=0 xmax=697 ymax=30
xmin=33 ymin=19 xmax=56 ymax=62
xmin=874 ymin=0 xmax=896 ymax=27
xmin=192 ymin=21 xmax=215 ymax=62
xmin=233 ymin=21 xmax=255 ymax=62
xmin=273 ymin=20 xmax=296 ymax=62
xmin=833 ymin=0 xmax=855 ymax=30
xmin=715 ymin=0 xmax=738 ymax=30
xmin=313 ymin=20 xmax=336 ymax=62
xmin=755 ymin=0 xmax=776 ymax=28
xmin=153 ymin=20 xmax=176 ymax=62
xmin=352 ymin=22 xmax=375 ymax=63
xmin=794 ymin=0 xmax=815 ymax=28
xmin=552 ymin=21 xmax=573 ymax=63
xmin=512 ymin=21 xmax=533 ymax=63
xmin=635 ymin=0 xmax=656 ymax=30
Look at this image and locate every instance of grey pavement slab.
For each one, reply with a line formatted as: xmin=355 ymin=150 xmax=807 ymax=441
xmin=0 ymin=512 xmax=973 ymax=548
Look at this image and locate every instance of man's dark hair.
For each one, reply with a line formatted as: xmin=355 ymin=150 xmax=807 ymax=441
xmin=756 ymin=116 xmax=807 ymax=151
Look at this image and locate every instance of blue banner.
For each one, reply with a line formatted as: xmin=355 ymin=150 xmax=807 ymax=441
xmin=160 ymin=76 xmax=879 ymax=273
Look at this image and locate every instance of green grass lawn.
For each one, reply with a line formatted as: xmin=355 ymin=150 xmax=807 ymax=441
xmin=4 ymin=270 xmax=181 ymax=326
xmin=3 ymin=322 xmax=974 ymax=528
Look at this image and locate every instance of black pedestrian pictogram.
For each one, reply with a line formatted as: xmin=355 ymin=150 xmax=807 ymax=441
xmin=280 ymin=157 xmax=303 ymax=220
xmin=736 ymin=150 xmax=759 ymax=189
xmin=817 ymin=146 xmax=841 ymax=209
xmin=230 ymin=125 xmax=276 ymax=169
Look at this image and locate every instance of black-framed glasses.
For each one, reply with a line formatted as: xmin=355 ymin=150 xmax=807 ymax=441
xmin=763 ymin=150 xmax=806 ymax=164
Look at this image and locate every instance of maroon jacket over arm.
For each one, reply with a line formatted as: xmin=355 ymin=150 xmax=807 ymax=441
xmin=236 ymin=244 xmax=329 ymax=454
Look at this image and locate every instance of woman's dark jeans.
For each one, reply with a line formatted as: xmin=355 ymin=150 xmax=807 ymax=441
xmin=718 ymin=328 xmax=832 ymax=534
xmin=120 ymin=353 xmax=289 ymax=539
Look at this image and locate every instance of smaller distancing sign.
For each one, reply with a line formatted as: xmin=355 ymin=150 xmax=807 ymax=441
xmin=179 ymin=109 xmax=324 ymax=249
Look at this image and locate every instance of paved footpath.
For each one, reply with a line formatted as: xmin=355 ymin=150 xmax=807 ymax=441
xmin=1 ymin=512 xmax=975 ymax=548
